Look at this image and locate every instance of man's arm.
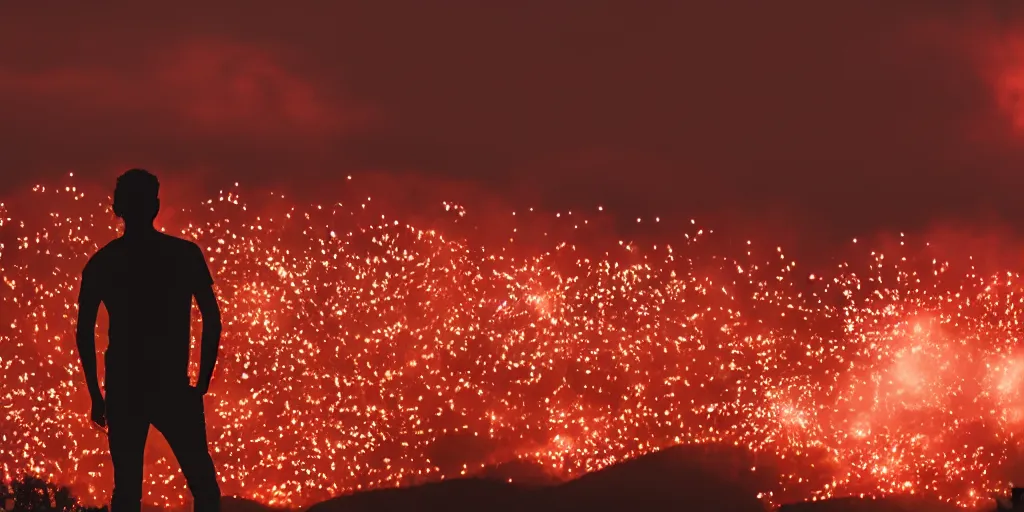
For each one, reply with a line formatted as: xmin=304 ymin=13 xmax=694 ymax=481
xmin=193 ymin=246 xmax=221 ymax=394
xmin=75 ymin=267 xmax=104 ymax=403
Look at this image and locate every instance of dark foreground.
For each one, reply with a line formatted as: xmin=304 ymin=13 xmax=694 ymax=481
xmin=304 ymin=444 xmax=770 ymax=512
xmin=226 ymin=444 xmax=996 ymax=512
xmin=2 ymin=445 xmax=1003 ymax=511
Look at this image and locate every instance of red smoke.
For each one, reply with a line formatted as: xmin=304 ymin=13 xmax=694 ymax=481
xmin=0 ymin=37 xmax=375 ymax=141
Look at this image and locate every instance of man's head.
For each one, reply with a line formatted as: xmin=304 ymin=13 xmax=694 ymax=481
xmin=112 ymin=169 xmax=160 ymax=225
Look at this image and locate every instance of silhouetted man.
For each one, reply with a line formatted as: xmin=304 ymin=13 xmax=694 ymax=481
xmin=75 ymin=169 xmax=222 ymax=511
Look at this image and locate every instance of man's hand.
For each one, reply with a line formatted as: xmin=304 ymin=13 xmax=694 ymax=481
xmin=90 ymin=393 xmax=106 ymax=429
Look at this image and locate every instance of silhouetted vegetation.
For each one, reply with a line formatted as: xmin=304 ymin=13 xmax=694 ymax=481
xmin=0 ymin=475 xmax=105 ymax=512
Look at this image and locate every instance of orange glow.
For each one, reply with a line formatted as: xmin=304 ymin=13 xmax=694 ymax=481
xmin=1 ymin=176 xmax=1023 ymax=509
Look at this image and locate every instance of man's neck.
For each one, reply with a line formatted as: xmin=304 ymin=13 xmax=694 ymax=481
xmin=122 ymin=223 xmax=157 ymax=238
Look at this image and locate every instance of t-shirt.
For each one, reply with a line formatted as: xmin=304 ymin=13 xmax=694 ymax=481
xmin=79 ymin=231 xmax=214 ymax=391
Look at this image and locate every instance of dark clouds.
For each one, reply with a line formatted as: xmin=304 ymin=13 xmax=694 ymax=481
xmin=0 ymin=38 xmax=370 ymax=138
xmin=2 ymin=1 xmax=1024 ymax=240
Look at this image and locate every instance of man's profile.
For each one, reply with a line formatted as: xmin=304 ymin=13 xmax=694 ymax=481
xmin=75 ymin=169 xmax=222 ymax=511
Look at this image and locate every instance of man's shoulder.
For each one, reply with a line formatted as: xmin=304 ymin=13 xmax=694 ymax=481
xmin=149 ymin=232 xmax=204 ymax=260
xmin=160 ymin=234 xmax=213 ymax=285
xmin=84 ymin=238 xmax=121 ymax=270
xmin=156 ymin=232 xmax=203 ymax=254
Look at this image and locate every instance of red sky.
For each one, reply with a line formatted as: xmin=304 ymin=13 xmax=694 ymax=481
xmin=3 ymin=1 xmax=1024 ymax=242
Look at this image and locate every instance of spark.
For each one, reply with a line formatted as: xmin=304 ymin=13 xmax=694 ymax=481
xmin=0 ymin=177 xmax=1021 ymax=509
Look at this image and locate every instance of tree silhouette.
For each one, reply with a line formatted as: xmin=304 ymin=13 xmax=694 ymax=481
xmin=1 ymin=475 xmax=106 ymax=512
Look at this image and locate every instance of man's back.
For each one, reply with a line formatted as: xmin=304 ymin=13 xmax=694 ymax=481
xmin=76 ymin=169 xmax=222 ymax=511
xmin=81 ymin=231 xmax=213 ymax=390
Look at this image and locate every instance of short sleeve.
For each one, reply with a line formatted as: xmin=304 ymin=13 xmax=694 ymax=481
xmin=190 ymin=243 xmax=215 ymax=290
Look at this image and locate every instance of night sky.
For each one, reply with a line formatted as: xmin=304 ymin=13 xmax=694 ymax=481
xmin=4 ymin=1 xmax=1024 ymax=245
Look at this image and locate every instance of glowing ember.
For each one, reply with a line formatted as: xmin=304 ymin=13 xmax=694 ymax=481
xmin=1 ymin=176 xmax=1022 ymax=509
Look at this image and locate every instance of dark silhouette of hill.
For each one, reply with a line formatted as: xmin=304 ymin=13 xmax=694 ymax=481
xmin=304 ymin=478 xmax=530 ymax=512
xmin=778 ymin=495 xmax=968 ymax=512
xmin=305 ymin=444 xmax=770 ymax=512
xmin=10 ymin=448 xmax=1008 ymax=511
xmin=301 ymin=444 xmax=1008 ymax=511
xmin=529 ymin=444 xmax=769 ymax=512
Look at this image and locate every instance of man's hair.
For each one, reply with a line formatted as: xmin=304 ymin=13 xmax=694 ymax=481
xmin=112 ymin=169 xmax=160 ymax=220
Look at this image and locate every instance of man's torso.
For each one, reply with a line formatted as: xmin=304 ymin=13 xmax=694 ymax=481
xmin=84 ymin=232 xmax=206 ymax=390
